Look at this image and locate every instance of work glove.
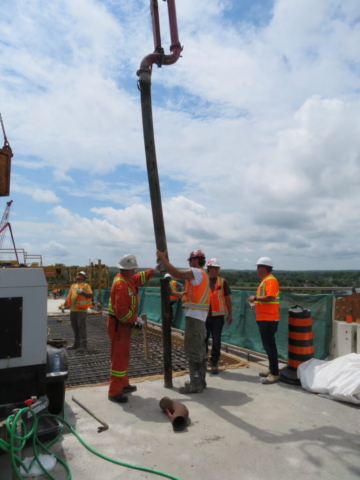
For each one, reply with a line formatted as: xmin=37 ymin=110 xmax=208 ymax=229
xmin=77 ymin=288 xmax=83 ymax=294
xmin=136 ymin=317 xmax=145 ymax=326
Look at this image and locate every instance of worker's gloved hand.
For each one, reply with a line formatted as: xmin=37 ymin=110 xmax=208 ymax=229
xmin=153 ymin=262 xmax=160 ymax=272
xmin=136 ymin=317 xmax=145 ymax=326
xmin=77 ymin=288 xmax=83 ymax=294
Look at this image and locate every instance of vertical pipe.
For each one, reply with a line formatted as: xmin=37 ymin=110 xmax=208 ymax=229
xmin=150 ymin=0 xmax=162 ymax=50
xmin=98 ymin=259 xmax=102 ymax=306
xmin=138 ymin=73 xmax=168 ymax=254
xmin=160 ymin=278 xmax=173 ymax=388
xmin=167 ymin=0 xmax=180 ymax=46
xmin=142 ymin=313 xmax=149 ymax=359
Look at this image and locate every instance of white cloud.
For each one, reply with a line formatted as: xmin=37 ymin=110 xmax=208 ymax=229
xmin=1 ymin=0 xmax=360 ymax=269
xmin=11 ymin=184 xmax=60 ymax=203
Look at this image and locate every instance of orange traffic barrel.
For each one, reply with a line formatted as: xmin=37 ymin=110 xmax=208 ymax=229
xmin=280 ymin=305 xmax=314 ymax=385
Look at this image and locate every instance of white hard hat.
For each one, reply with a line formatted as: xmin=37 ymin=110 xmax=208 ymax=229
xmin=117 ymin=254 xmax=138 ymax=270
xmin=164 ymin=273 xmax=172 ymax=279
xmin=77 ymin=271 xmax=86 ymax=277
xmin=207 ymin=258 xmax=221 ymax=268
xmin=255 ymin=257 xmax=273 ymax=268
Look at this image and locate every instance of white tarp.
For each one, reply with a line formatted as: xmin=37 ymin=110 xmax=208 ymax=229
xmin=297 ymin=353 xmax=360 ymax=404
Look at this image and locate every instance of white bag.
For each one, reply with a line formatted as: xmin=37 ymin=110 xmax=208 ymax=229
xmin=297 ymin=353 xmax=360 ymax=404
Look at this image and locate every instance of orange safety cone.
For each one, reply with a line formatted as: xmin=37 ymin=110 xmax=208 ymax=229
xmin=280 ymin=305 xmax=314 ymax=385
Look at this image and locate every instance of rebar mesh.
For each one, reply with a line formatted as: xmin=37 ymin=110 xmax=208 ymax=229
xmin=47 ymin=314 xmax=188 ymax=387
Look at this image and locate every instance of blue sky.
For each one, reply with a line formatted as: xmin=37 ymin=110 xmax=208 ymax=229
xmin=1 ymin=0 xmax=360 ymax=270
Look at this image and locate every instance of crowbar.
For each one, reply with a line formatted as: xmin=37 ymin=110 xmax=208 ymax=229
xmin=72 ymin=396 xmax=109 ymax=433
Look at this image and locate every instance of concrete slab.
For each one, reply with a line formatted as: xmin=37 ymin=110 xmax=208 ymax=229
xmin=1 ymin=363 xmax=360 ymax=480
xmin=47 ymin=298 xmax=66 ymax=315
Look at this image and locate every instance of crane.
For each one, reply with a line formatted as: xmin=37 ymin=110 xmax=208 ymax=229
xmin=0 ymin=200 xmax=19 ymax=263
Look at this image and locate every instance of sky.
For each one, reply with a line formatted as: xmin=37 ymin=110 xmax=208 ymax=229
xmin=1 ymin=0 xmax=360 ymax=270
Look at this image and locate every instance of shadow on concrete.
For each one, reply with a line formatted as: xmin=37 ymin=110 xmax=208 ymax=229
xmin=164 ymin=370 xmax=360 ymax=477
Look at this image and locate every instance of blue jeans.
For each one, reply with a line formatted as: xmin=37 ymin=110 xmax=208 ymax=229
xmin=205 ymin=315 xmax=225 ymax=360
xmin=257 ymin=321 xmax=279 ymax=375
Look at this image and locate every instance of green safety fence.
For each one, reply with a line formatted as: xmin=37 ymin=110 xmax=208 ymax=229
xmin=60 ymin=286 xmax=334 ymax=361
xmin=137 ymin=288 xmax=333 ymax=361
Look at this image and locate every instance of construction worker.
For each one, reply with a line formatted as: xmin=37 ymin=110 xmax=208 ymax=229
xmin=107 ymin=255 xmax=158 ymax=404
xmin=65 ymin=271 xmax=93 ymax=354
xmin=164 ymin=273 xmax=184 ymax=318
xmin=249 ymin=257 xmax=280 ymax=384
xmin=205 ymin=258 xmax=233 ymax=374
xmin=156 ymin=249 xmax=209 ymax=394
xmin=53 ymin=288 xmax=60 ymax=299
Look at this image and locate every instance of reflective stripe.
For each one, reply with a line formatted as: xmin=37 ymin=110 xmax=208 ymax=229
xmin=183 ymin=269 xmax=210 ymax=310
xmin=69 ymin=283 xmax=92 ymax=310
xmin=108 ymin=276 xmax=121 ymax=315
xmin=108 ymin=276 xmax=138 ymax=322
xmin=110 ymin=369 xmax=126 ymax=377
xmin=210 ymin=277 xmax=227 ymax=316
xmin=140 ymin=271 xmax=147 ymax=284
xmin=256 ymin=275 xmax=279 ymax=304
xmin=170 ymin=280 xmax=179 ymax=301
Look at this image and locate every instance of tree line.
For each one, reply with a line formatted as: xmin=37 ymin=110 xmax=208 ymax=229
xmin=109 ymin=267 xmax=360 ymax=290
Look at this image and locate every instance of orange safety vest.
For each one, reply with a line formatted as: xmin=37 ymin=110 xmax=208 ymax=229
xmin=169 ymin=280 xmax=180 ymax=302
xmin=209 ymin=277 xmax=227 ymax=316
xmin=183 ymin=269 xmax=210 ymax=311
xmin=108 ymin=271 xmax=149 ymax=318
xmin=255 ymin=274 xmax=279 ymax=321
xmin=67 ymin=283 xmax=92 ymax=310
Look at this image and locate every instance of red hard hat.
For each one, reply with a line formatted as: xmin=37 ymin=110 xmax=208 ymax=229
xmin=188 ymin=249 xmax=205 ymax=260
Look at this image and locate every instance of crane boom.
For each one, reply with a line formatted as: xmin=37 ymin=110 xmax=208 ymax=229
xmin=0 ymin=200 xmax=19 ymax=263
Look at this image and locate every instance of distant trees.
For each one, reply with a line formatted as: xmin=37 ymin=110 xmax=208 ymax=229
xmin=109 ymin=267 xmax=360 ymax=290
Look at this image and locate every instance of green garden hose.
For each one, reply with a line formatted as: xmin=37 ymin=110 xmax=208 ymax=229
xmin=0 ymin=407 xmax=182 ymax=480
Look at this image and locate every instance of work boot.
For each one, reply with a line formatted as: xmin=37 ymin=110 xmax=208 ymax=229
xmin=185 ymin=359 xmax=207 ymax=389
xmin=179 ymin=362 xmax=203 ymax=394
xmin=261 ymin=374 xmax=280 ymax=385
xmin=210 ymin=358 xmax=219 ymax=375
xmin=67 ymin=344 xmax=78 ymax=350
xmin=259 ymin=369 xmax=270 ymax=378
xmin=108 ymin=393 xmax=129 ymax=403
xmin=123 ymin=385 xmax=137 ymax=394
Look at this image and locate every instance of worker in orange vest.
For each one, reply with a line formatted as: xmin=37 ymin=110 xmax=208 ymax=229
xmin=164 ymin=273 xmax=184 ymax=319
xmin=205 ymin=258 xmax=232 ymax=374
xmin=107 ymin=255 xmax=158 ymax=404
xmin=156 ymin=249 xmax=209 ymax=394
xmin=249 ymin=257 xmax=280 ymax=385
xmin=65 ymin=271 xmax=93 ymax=354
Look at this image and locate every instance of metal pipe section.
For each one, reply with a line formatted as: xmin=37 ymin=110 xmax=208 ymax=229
xmin=150 ymin=0 xmax=162 ymax=51
xmin=160 ymin=278 xmax=173 ymax=388
xmin=137 ymin=0 xmax=182 ymax=74
xmin=159 ymin=396 xmax=189 ymax=432
xmin=138 ymin=75 xmax=168 ymax=253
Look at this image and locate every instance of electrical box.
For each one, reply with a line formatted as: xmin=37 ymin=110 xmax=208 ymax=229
xmin=332 ymin=321 xmax=357 ymax=358
xmin=0 ymin=268 xmax=47 ymax=368
xmin=0 ymin=268 xmax=48 ymax=404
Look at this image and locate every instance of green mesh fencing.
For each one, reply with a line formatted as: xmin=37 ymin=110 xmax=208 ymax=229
xmin=93 ymin=287 xmax=334 ymax=361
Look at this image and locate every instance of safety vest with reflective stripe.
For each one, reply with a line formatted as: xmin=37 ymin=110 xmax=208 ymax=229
xmin=67 ymin=283 xmax=92 ymax=310
xmin=209 ymin=277 xmax=227 ymax=316
xmin=255 ymin=274 xmax=279 ymax=321
xmin=108 ymin=277 xmax=137 ymax=321
xmin=169 ymin=280 xmax=180 ymax=301
xmin=183 ymin=269 xmax=210 ymax=311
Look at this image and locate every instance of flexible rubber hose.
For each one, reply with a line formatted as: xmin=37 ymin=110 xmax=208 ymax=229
xmin=0 ymin=407 xmax=182 ymax=480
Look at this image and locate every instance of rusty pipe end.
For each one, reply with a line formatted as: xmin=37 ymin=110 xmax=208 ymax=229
xmin=159 ymin=397 xmax=189 ymax=432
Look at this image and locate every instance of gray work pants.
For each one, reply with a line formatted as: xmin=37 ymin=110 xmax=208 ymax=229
xmin=184 ymin=316 xmax=207 ymax=363
xmin=70 ymin=311 xmax=88 ymax=348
